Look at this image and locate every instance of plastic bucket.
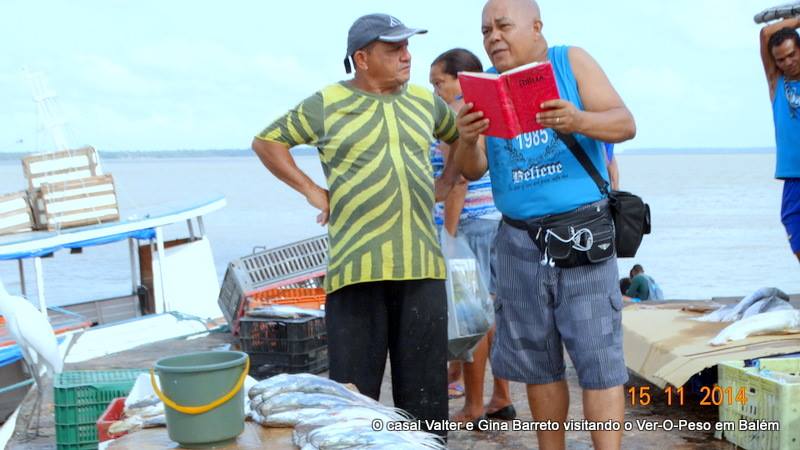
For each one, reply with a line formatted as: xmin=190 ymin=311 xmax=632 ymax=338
xmin=152 ymin=351 xmax=249 ymax=448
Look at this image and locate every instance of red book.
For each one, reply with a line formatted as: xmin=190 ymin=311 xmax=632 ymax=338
xmin=458 ymin=61 xmax=560 ymax=139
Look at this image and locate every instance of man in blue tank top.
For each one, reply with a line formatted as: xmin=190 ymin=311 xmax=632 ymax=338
xmin=760 ymin=18 xmax=800 ymax=262
xmin=455 ymin=1 xmax=636 ymax=449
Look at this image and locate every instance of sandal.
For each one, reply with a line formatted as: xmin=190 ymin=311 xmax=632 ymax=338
xmin=448 ymin=382 xmax=465 ymax=399
xmin=486 ymin=404 xmax=516 ymax=420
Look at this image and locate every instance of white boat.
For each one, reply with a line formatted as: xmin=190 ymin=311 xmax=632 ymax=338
xmin=0 ymin=195 xmax=227 ymax=422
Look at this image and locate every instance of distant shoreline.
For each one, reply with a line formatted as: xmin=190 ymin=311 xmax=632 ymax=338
xmin=0 ymin=146 xmax=774 ymax=160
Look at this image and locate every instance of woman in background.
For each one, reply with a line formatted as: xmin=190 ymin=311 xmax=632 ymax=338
xmin=429 ymin=48 xmax=516 ymax=424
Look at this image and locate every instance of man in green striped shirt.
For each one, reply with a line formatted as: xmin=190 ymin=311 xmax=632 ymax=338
xmin=252 ymin=13 xmax=460 ymax=436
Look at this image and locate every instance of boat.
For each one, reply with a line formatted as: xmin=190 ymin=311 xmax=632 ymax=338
xmin=0 ymin=71 xmax=230 ymax=429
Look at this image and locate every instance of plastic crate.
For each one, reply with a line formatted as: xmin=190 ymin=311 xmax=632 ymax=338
xmin=249 ymin=346 xmax=327 ymax=368
xmin=217 ymin=234 xmax=328 ymax=334
xmin=250 ymin=348 xmax=328 ymax=378
xmin=241 ymin=333 xmax=327 ymax=354
xmin=717 ymin=358 xmax=800 ymax=450
xmin=249 ymin=287 xmax=326 ymax=311
xmin=96 ymin=397 xmax=126 ymax=442
xmin=54 ymin=370 xmax=145 ymax=449
xmin=239 ymin=316 xmax=326 ymax=342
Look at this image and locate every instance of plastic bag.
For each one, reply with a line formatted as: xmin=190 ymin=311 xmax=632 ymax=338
xmin=441 ymin=231 xmax=494 ymax=360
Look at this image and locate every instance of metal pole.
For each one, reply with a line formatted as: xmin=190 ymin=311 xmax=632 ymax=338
xmin=33 ymin=256 xmax=46 ymax=317
xmin=155 ymin=227 xmax=168 ymax=313
xmin=197 ymin=216 xmax=206 ymax=237
xmin=128 ymin=238 xmax=138 ymax=294
xmin=17 ymin=259 xmax=26 ymax=297
xmin=187 ymin=219 xmax=195 ymax=241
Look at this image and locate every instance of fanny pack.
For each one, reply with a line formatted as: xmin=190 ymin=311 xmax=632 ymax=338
xmin=557 ymin=132 xmax=651 ymax=259
xmin=503 ymin=200 xmax=615 ymax=269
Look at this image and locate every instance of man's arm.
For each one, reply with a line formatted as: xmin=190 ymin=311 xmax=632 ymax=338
xmin=537 ymin=47 xmax=635 ymax=144
xmin=436 ymin=141 xmax=468 ymax=235
xmin=252 ymin=138 xmax=329 ymax=225
xmin=761 ymin=17 xmax=800 ymax=101
xmin=443 ymin=182 xmax=467 ymax=236
xmin=453 ymin=103 xmax=490 ymax=181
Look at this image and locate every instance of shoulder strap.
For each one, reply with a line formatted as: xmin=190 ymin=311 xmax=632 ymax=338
xmin=555 ymin=131 xmax=610 ymax=196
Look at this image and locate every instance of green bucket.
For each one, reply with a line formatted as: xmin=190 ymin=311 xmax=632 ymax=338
xmin=153 ymin=351 xmax=249 ymax=448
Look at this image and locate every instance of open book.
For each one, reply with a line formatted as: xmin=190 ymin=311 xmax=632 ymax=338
xmin=458 ymin=61 xmax=560 ymax=139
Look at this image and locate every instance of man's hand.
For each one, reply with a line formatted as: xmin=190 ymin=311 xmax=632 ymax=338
xmin=304 ymin=184 xmax=330 ymax=225
xmin=456 ymin=103 xmax=490 ymax=146
xmin=537 ymin=99 xmax=584 ymax=133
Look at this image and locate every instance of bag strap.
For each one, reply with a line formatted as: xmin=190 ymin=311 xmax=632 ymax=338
xmin=555 ymin=131 xmax=610 ymax=197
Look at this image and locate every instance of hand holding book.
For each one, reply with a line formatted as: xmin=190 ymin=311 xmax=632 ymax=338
xmin=535 ymin=99 xmax=582 ymax=133
xmin=458 ymin=61 xmax=561 ymax=139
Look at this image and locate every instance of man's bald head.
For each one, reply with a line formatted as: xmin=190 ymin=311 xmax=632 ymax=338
xmin=481 ymin=0 xmax=547 ymax=72
xmin=483 ymin=0 xmax=540 ymax=24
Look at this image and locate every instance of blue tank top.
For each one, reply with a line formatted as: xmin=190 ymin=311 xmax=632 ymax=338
xmin=773 ymin=76 xmax=800 ymax=179
xmin=485 ymin=45 xmax=609 ymax=219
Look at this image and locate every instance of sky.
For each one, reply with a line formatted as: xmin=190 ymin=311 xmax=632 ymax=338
xmin=0 ymin=0 xmax=785 ymax=152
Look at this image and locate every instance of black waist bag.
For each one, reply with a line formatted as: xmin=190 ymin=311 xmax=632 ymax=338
xmin=609 ymin=190 xmax=651 ymax=258
xmin=503 ymin=200 xmax=615 ymax=269
xmin=557 ymin=132 xmax=651 ymax=258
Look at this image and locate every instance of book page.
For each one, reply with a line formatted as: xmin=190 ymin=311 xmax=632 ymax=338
xmin=458 ymin=73 xmax=518 ymax=139
xmin=502 ymin=62 xmax=560 ymax=135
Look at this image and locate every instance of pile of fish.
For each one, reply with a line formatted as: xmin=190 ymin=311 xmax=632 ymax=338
xmin=710 ymin=309 xmax=800 ymax=346
xmin=106 ymin=378 xmax=167 ymax=435
xmin=695 ymin=288 xmax=793 ymax=322
xmin=248 ymin=373 xmax=446 ymax=449
xmin=693 ymin=287 xmax=800 ymax=346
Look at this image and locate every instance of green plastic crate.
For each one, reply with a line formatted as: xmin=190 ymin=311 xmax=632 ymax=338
xmin=718 ymin=358 xmax=800 ymax=450
xmin=54 ymin=369 xmax=145 ymax=449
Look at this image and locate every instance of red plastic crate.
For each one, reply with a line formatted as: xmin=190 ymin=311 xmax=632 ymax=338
xmin=248 ymin=287 xmax=326 ymax=311
xmin=96 ymin=397 xmax=126 ymax=442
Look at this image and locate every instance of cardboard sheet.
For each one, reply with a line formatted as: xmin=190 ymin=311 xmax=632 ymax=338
xmin=107 ymin=422 xmax=295 ymax=449
xmin=622 ymin=302 xmax=800 ymax=387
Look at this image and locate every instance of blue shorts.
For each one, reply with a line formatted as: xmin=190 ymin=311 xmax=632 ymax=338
xmin=490 ymin=221 xmax=628 ymax=390
xmin=781 ymin=179 xmax=800 ymax=253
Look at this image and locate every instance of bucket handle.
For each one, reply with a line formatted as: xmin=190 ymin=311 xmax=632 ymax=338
xmin=149 ymin=356 xmax=250 ymax=415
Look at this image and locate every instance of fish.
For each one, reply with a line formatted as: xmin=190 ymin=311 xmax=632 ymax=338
xmin=142 ymin=414 xmax=166 ymax=428
xmin=742 ymin=296 xmax=795 ymax=319
xmin=125 ymin=395 xmax=161 ymax=410
xmin=306 ymin=424 xmax=445 ymax=450
xmin=108 ymin=416 xmax=144 ymax=435
xmin=710 ymin=310 xmax=800 ymax=346
xmin=256 ymin=392 xmax=359 ymax=417
xmin=293 ymin=406 xmax=409 ymax=447
xmin=124 ymin=403 xmax=164 ymax=419
xmin=248 ymin=305 xmax=325 ymax=319
xmin=248 ymin=373 xmax=379 ymax=406
xmin=695 ymin=287 xmax=791 ymax=322
xmin=252 ymin=407 xmax=328 ymax=427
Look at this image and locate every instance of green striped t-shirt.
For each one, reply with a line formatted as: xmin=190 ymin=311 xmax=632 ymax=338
xmin=257 ymin=82 xmax=459 ymax=293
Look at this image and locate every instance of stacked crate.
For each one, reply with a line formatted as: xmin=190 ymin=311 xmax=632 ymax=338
xmin=217 ymin=234 xmax=328 ymax=335
xmin=217 ymin=235 xmax=329 ymax=377
xmin=22 ymin=146 xmax=120 ymax=231
xmin=0 ymin=191 xmax=34 ymax=235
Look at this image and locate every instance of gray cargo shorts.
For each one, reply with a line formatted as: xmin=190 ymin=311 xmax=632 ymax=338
xmin=490 ymin=221 xmax=628 ymax=390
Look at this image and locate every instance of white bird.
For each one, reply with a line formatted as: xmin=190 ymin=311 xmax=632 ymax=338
xmin=0 ymin=280 xmax=62 ymax=437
